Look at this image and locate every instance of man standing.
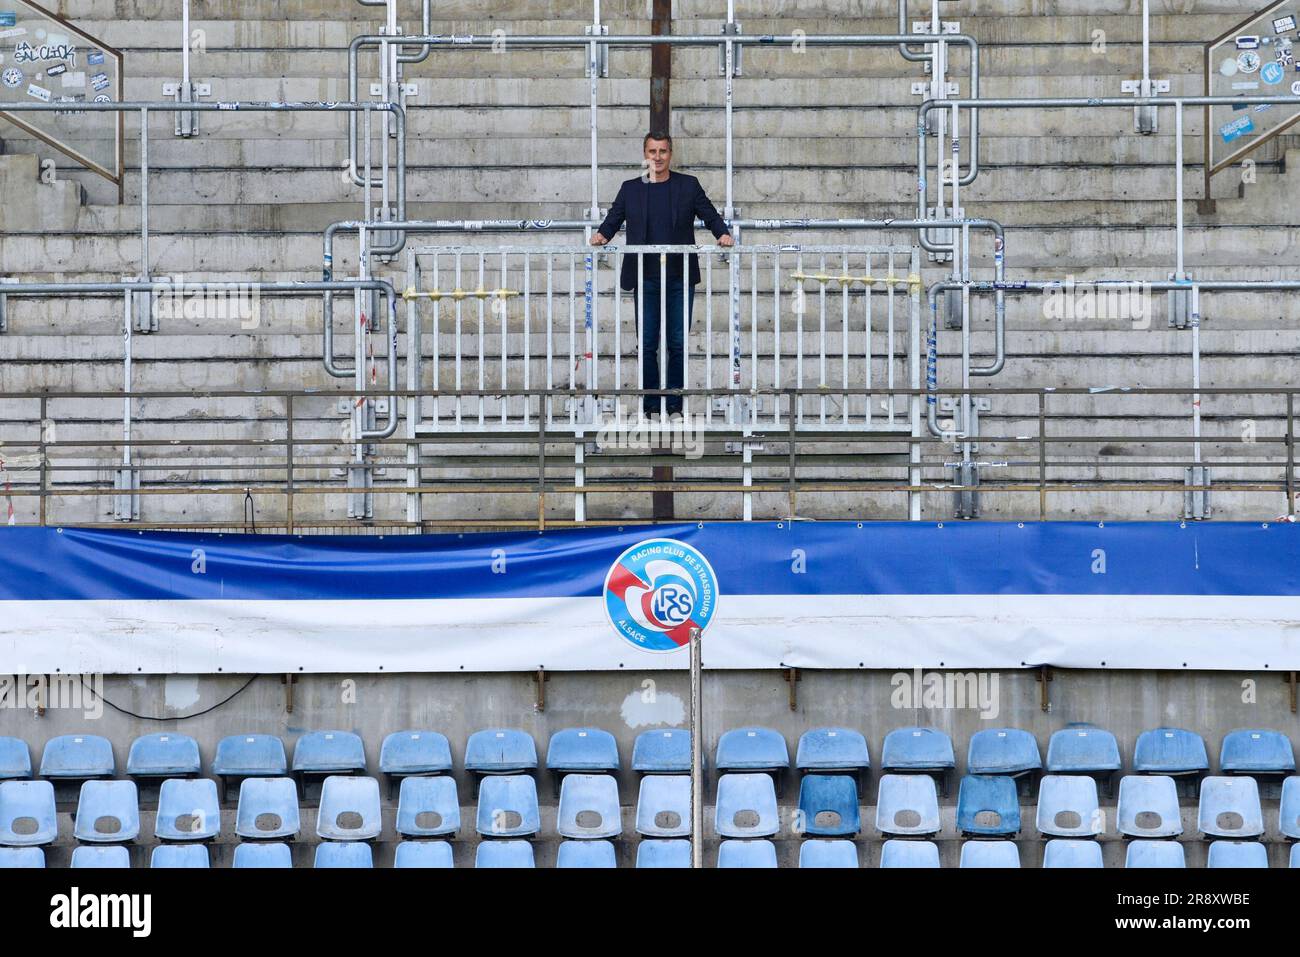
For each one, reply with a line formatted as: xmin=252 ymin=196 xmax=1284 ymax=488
xmin=591 ymin=132 xmax=734 ymax=418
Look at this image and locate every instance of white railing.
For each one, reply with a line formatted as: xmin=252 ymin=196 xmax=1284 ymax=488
xmin=402 ymin=244 xmax=923 ymax=434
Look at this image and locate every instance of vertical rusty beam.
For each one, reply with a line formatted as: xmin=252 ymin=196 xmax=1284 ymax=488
xmin=651 ymin=0 xmax=674 ymax=520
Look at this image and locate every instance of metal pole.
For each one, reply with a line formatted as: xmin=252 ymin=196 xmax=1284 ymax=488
xmin=690 ymin=624 xmax=704 ymax=869
xmin=182 ymin=0 xmax=191 ymax=90
xmin=139 ymin=108 xmax=149 ymax=280
xmin=1176 ymin=104 xmax=1185 ymax=276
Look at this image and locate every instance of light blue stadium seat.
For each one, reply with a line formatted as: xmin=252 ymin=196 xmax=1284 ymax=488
xmin=879 ymin=839 xmax=940 ymax=868
xmin=74 ymin=780 xmax=140 ymax=843
xmin=379 ymin=730 xmax=453 ymax=777
xmin=547 ymin=728 xmax=620 ymax=774
xmin=213 ymin=734 xmax=287 ymax=799
xmin=151 ymin=844 xmax=209 ymax=868
xmin=557 ymin=839 xmax=617 ymax=868
xmin=1046 ymin=726 xmax=1122 ymax=774
xmin=233 ymin=843 xmax=293 ymax=868
xmin=715 ymin=773 xmax=779 ymax=839
xmin=880 ymin=728 xmax=955 ymax=772
xmin=1117 ymin=775 xmax=1182 ymax=838
xmin=635 ymin=774 xmax=690 ymax=837
xmin=1281 ymin=776 xmax=1300 ymax=839
xmin=475 ymin=774 xmax=540 ymax=838
xmin=1291 ymin=843 xmax=1299 ymax=869
xmin=716 ymin=728 xmax=789 ymax=774
xmin=632 ymin=729 xmax=692 ymax=774
xmin=799 ymin=839 xmax=858 ymax=868
xmin=126 ymin=733 xmax=201 ymax=778
xmin=1036 ymin=774 xmax=1102 ymax=838
xmin=0 ymin=737 xmax=32 ymax=779
xmin=475 ymin=840 xmax=534 ymax=868
xmin=0 ymin=779 xmax=57 ymax=846
xmin=1125 ymin=840 xmax=1186 ymax=868
xmin=1219 ymin=730 xmax=1295 ymax=776
xmin=292 ymin=730 xmax=365 ymax=775
xmin=235 ymin=776 xmax=301 ymax=840
xmin=71 ymin=846 xmax=131 ymax=868
xmin=796 ymin=728 xmax=870 ymax=773
xmin=394 ymin=841 xmax=454 ymax=868
xmin=957 ymin=774 xmax=1021 ymax=837
xmin=1197 ymin=776 xmax=1263 ymax=839
xmin=316 ymin=775 xmax=382 ymax=841
xmin=797 ymin=774 xmax=860 ymax=837
xmin=875 ymin=773 xmax=941 ymax=837
xmin=396 ymin=775 xmax=460 ymax=838
xmin=636 ymin=839 xmax=692 ymax=868
xmin=967 ymin=728 xmax=1041 ymax=776
xmin=155 ymin=777 xmax=220 ymax=841
xmin=718 ymin=840 xmax=778 ymax=868
xmin=464 ymin=729 xmax=537 ymax=775
xmin=314 ymin=841 xmax=373 ymax=868
xmin=959 ymin=841 xmax=1020 ymax=868
xmin=557 ymin=773 xmax=622 ymax=839
xmin=1043 ymin=839 xmax=1104 ymax=868
xmin=0 ymin=847 xmax=44 ymax=868
xmin=1206 ymin=840 xmax=1268 ymax=868
xmin=40 ymin=734 xmax=114 ymax=779
xmin=1133 ymin=728 xmax=1209 ymax=776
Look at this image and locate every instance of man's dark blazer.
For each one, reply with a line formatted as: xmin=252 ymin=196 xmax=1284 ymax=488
xmin=596 ymin=171 xmax=730 ymax=291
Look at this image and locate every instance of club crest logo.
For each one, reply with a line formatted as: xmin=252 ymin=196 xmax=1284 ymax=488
xmin=604 ymin=538 xmax=718 ymax=652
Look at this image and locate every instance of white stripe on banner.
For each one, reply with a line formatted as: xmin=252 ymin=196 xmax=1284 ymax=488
xmin=3 ymin=595 xmax=1299 ymax=673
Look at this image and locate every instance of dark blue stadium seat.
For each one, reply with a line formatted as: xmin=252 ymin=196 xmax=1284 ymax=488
xmin=557 ymin=773 xmax=621 ymax=839
xmin=151 ymin=844 xmax=209 ymax=868
xmin=1133 ymin=728 xmax=1208 ymax=775
xmin=155 ymin=777 xmax=220 ymax=841
xmin=292 ymin=730 xmax=365 ymax=775
xmin=395 ymin=775 xmax=459 ymax=838
xmin=715 ymin=773 xmax=779 ymax=839
xmin=379 ymin=730 xmax=453 ymax=777
xmin=795 ymin=728 xmax=870 ymax=773
xmin=1043 ymin=839 xmax=1103 ymax=868
xmin=316 ymin=775 xmax=382 ymax=841
xmin=464 ymin=729 xmax=537 ymax=775
xmin=636 ymin=838 xmax=691 ymax=868
xmin=557 ymin=839 xmax=617 ymax=868
xmin=1281 ymin=776 xmax=1300 ymax=839
xmin=475 ymin=840 xmax=534 ymax=868
xmin=40 ymin=734 xmax=113 ymax=779
xmin=233 ymin=843 xmax=293 ymax=868
xmin=635 ymin=774 xmax=690 ymax=838
xmin=126 ymin=733 xmax=201 ymax=778
xmin=956 ymin=774 xmax=1020 ymax=837
xmin=1125 ymin=840 xmax=1186 ymax=868
xmin=879 ymin=839 xmax=940 ymax=868
xmin=73 ymin=780 xmax=140 ymax=843
xmin=1046 ymin=726 xmax=1121 ymax=774
xmin=1197 ymin=776 xmax=1263 ymax=839
xmin=798 ymin=839 xmax=858 ymax=868
xmin=875 ymin=773 xmax=941 ymax=837
xmin=1117 ymin=775 xmax=1182 ymax=838
xmin=547 ymin=728 xmax=619 ymax=774
xmin=213 ymin=734 xmax=287 ymax=800
xmin=235 ymin=777 xmax=300 ymax=840
xmin=958 ymin=841 xmax=1020 ymax=868
xmin=967 ymin=728 xmax=1041 ymax=777
xmin=1036 ymin=774 xmax=1102 ymax=838
xmin=0 ymin=847 xmax=44 ymax=868
xmin=314 ymin=841 xmax=373 ymax=868
xmin=394 ymin=841 xmax=454 ymax=868
xmin=71 ymin=846 xmax=131 ymax=868
xmin=632 ymin=729 xmax=692 ymax=774
xmin=475 ymin=774 xmax=540 ymax=838
xmin=0 ymin=737 xmax=32 ymax=780
xmin=715 ymin=727 xmax=789 ymax=773
xmin=796 ymin=773 xmax=860 ymax=837
xmin=0 ymin=779 xmax=56 ymax=846
xmin=1219 ymin=730 xmax=1295 ymax=776
xmin=717 ymin=839 xmax=778 ymax=868
xmin=1206 ymin=840 xmax=1268 ymax=868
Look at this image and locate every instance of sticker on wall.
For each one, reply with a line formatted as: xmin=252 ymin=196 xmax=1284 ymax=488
xmin=92 ymin=93 xmax=109 ymax=102
xmin=1255 ymin=102 xmax=1275 ymax=113
xmin=1221 ymin=57 xmax=1240 ymax=76
xmin=1232 ymin=81 xmax=1260 ymax=89
xmin=1261 ymin=60 xmax=1285 ymax=84
xmin=89 ymin=71 xmax=108 ymax=91
xmin=1238 ymin=50 xmax=1262 ymax=73
xmin=86 ymin=49 xmax=103 ymax=66
xmin=0 ymin=12 xmax=14 ymax=27
xmin=0 ymin=27 xmax=25 ymax=40
xmin=1274 ymin=14 xmax=1297 ymax=33
xmin=45 ymin=62 xmax=65 ymax=77
xmin=1237 ymin=35 xmax=1261 ymax=49
xmin=59 ymin=70 xmax=83 ymax=88
xmin=1 ymin=65 xmax=20 ymax=87
xmin=25 ymin=81 xmax=50 ymax=101
xmin=1221 ymin=114 xmax=1255 ymax=143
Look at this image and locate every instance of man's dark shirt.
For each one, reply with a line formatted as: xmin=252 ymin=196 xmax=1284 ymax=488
xmin=644 ymin=179 xmax=682 ymax=282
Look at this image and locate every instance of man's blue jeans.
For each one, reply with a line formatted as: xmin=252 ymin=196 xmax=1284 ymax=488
xmin=639 ymin=278 xmax=695 ymax=416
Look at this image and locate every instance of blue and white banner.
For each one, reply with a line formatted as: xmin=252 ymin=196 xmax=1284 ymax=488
xmin=1 ymin=522 xmax=1298 ymax=673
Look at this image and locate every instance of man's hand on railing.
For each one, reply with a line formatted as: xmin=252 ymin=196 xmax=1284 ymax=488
xmin=590 ymin=232 xmax=609 ymax=247
xmin=717 ymin=234 xmax=735 ymax=248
